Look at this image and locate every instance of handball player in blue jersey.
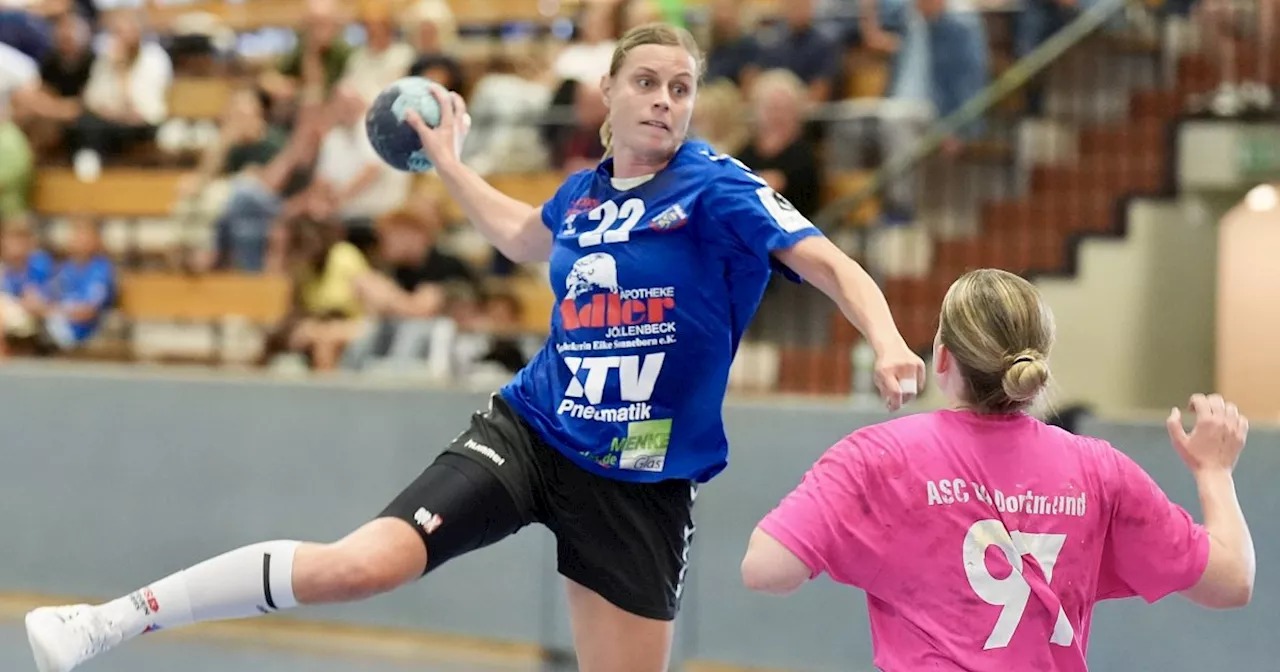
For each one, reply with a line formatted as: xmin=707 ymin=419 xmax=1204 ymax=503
xmin=26 ymin=22 xmax=926 ymax=672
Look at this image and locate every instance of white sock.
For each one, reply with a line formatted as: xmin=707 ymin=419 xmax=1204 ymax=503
xmin=99 ymin=540 xmax=301 ymax=640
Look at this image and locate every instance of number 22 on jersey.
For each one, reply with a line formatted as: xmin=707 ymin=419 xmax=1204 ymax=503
xmin=964 ymin=519 xmax=1075 ymax=650
xmin=577 ymin=198 xmax=647 ymax=248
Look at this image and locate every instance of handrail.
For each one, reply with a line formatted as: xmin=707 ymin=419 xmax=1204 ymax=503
xmin=810 ymin=0 xmax=1132 ymax=233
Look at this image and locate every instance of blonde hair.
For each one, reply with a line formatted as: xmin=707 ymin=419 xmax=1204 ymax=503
xmin=749 ymin=68 xmax=807 ymax=108
xmin=938 ymin=269 xmax=1055 ymax=413
xmin=401 ymin=0 xmax=459 ymax=50
xmin=693 ymin=79 xmax=749 ymax=155
xmin=600 ymin=22 xmax=705 ymax=158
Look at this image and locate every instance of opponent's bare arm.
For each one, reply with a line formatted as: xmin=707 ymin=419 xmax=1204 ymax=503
xmin=1167 ymin=395 xmax=1255 ymax=608
xmin=405 ymin=88 xmax=553 ymax=263
xmin=741 ymin=527 xmax=810 ymax=596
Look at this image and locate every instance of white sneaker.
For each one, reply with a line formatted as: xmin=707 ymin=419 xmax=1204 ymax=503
xmin=25 ymin=605 xmax=123 ymax=672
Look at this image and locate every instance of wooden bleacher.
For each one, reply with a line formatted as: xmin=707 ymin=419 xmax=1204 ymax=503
xmin=167 ymin=78 xmax=238 ymax=120
xmin=111 ymin=0 xmax=783 ymax=32
xmin=30 ymin=169 xmax=566 ymax=220
xmin=118 ymin=272 xmax=292 ymax=326
xmin=33 ymin=170 xmax=186 ymax=218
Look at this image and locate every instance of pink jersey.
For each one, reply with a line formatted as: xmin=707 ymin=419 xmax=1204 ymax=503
xmin=757 ymin=409 xmax=1210 ymax=672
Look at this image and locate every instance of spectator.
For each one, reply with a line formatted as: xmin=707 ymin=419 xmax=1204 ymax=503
xmin=0 ymin=105 xmax=34 ymax=218
xmin=277 ymin=215 xmax=371 ymax=372
xmin=311 ymin=81 xmax=412 ymax=250
xmin=0 ymin=40 xmax=39 ymax=104
xmin=738 ymin=69 xmax=823 ymax=218
xmin=71 ymin=10 xmax=172 ymax=178
xmin=0 ymin=0 xmax=53 ymax=63
xmin=402 ymin=0 xmax=464 ymax=94
xmin=752 ymin=0 xmax=843 ymax=102
xmin=448 ymin=286 xmax=532 ymax=384
xmin=842 ymin=0 xmax=909 ymax=53
xmin=691 ymin=79 xmax=750 ymax=155
xmin=259 ymin=0 xmax=353 ymax=120
xmin=1014 ymin=0 xmax=1079 ymax=117
xmin=352 ymin=198 xmax=478 ymax=322
xmin=203 ymin=102 xmax=324 ymax=273
xmin=1187 ymin=0 xmax=1276 ymax=115
xmin=341 ymin=0 xmax=416 ymax=105
xmin=703 ymin=0 xmax=760 ymax=87
xmin=10 ymin=9 xmax=94 ymax=153
xmin=460 ymin=53 xmax=553 ymax=176
xmin=548 ymin=80 xmax=608 ymax=172
xmin=622 ymin=0 xmax=664 ymax=31
xmin=914 ymin=0 xmax=991 ymax=152
xmin=551 ymin=0 xmax=620 ymax=86
xmin=175 ymin=88 xmax=296 ymax=270
xmin=341 ymin=198 xmax=480 ymax=372
xmin=0 ymin=214 xmax=53 ymax=356
xmin=44 ymin=215 xmax=115 ymax=351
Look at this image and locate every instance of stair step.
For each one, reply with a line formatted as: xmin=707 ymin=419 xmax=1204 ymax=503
xmin=932 ymin=230 xmax=1070 ymax=273
xmin=776 ymin=347 xmax=853 ymax=395
xmin=1130 ymin=90 xmax=1186 ymax=119
xmin=981 ymin=197 xmax=1117 ymax=235
xmin=1029 ymin=162 xmax=1165 ymax=194
xmin=1077 ymin=122 xmax=1169 ymax=153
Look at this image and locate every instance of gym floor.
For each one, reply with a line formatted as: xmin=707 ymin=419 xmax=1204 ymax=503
xmin=0 ymin=611 xmax=549 ymax=672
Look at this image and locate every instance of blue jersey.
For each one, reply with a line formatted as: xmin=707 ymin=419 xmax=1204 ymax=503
xmin=2 ymin=249 xmax=54 ymax=298
xmin=49 ymin=255 xmax=115 ymax=343
xmin=501 ymin=140 xmax=824 ymax=484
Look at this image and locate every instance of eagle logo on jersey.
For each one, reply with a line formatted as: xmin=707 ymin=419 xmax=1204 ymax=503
xmin=648 ymin=203 xmax=688 ymax=232
xmin=565 ymin=253 xmax=622 ymax=300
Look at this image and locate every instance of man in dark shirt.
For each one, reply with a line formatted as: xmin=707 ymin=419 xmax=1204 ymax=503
xmin=36 ymin=11 xmax=91 ymax=98
xmin=353 ymin=199 xmax=477 ymax=320
xmin=736 ymin=70 xmax=823 ymax=219
xmin=751 ymin=0 xmax=843 ymax=102
xmin=703 ymin=0 xmax=760 ymax=86
xmin=10 ymin=10 xmax=93 ymax=150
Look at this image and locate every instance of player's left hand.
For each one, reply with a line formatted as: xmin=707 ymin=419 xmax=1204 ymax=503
xmin=874 ymin=343 xmax=927 ymax=412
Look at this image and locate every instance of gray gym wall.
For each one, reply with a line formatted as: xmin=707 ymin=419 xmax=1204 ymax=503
xmin=0 ymin=364 xmax=1274 ymax=671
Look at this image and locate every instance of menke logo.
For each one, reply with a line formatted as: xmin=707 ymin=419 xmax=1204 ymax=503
xmin=561 ymin=253 xmax=676 ymax=334
xmin=614 ymin=419 xmax=671 ymax=472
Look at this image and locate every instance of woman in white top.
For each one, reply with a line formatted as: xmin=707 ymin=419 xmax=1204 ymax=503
xmin=70 ymin=10 xmax=171 ymax=176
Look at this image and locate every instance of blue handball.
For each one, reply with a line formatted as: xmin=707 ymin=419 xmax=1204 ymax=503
xmin=365 ymin=76 xmax=444 ymax=173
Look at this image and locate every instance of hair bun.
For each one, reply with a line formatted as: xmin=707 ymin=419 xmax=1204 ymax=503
xmin=1002 ymin=350 xmax=1049 ymax=404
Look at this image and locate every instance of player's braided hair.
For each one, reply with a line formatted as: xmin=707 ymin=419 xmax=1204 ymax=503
xmin=600 ymin=22 xmax=705 ymax=159
xmin=938 ymin=269 xmax=1055 ymax=414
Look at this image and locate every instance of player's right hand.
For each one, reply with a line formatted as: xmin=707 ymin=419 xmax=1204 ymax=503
xmin=404 ymin=84 xmax=471 ymax=169
xmin=1166 ymin=394 xmax=1249 ymax=474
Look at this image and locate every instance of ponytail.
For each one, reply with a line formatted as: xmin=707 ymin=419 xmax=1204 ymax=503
xmin=600 ymin=118 xmax=614 ymax=159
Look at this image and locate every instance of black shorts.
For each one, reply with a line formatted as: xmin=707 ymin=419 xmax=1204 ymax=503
xmin=378 ymin=394 xmax=697 ymax=621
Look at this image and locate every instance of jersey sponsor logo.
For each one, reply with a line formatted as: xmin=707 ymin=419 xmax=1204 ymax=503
xmin=755 ymin=185 xmax=812 ymax=233
xmin=564 ymin=197 xmax=600 ymax=235
xmin=701 ymin=148 xmax=815 ymax=233
xmin=557 ymin=354 xmax=672 ymax=472
xmin=560 ymin=252 xmax=677 ymax=343
xmin=648 ymin=203 xmax=688 ymax=232
xmin=462 ymin=438 xmax=505 ymax=467
xmin=566 ymin=197 xmax=600 ymax=218
xmin=581 ymin=418 xmax=673 ymax=471
xmin=566 ymin=252 xmax=621 ymax=300
xmin=558 ymin=353 xmax=663 ymax=409
xmin=413 ymin=508 xmax=443 ymax=535
xmin=129 ymin=588 xmax=161 ymax=616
